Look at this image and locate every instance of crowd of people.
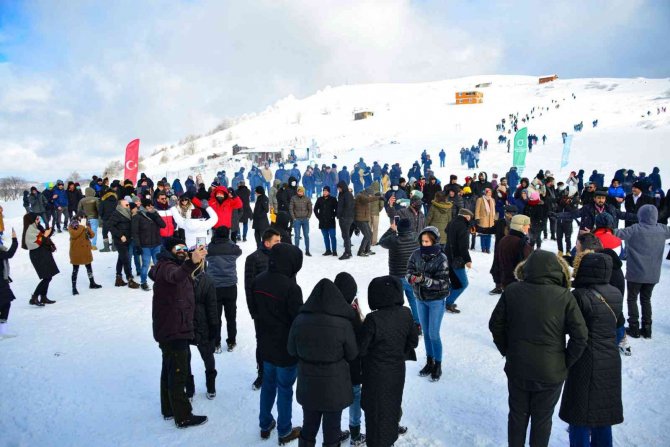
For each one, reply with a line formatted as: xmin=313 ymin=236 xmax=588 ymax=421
xmin=1 ymin=150 xmax=670 ymax=447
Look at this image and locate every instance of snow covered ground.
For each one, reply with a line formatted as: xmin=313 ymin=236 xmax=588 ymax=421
xmin=2 ymin=75 xmax=670 ymax=446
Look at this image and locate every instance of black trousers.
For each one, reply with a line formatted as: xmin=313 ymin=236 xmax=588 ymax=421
xmin=507 ymin=378 xmax=562 ymax=447
xmin=0 ymin=302 xmax=10 ymax=320
xmin=33 ymin=277 xmax=52 ymax=297
xmin=159 ymin=340 xmax=192 ymax=424
xmin=101 ymin=223 xmax=111 ymax=241
xmin=216 ymin=286 xmax=237 ymax=345
xmin=187 ymin=343 xmax=217 ymax=394
xmin=556 ymin=220 xmax=573 ymax=253
xmin=339 ymin=218 xmax=353 ymax=255
xmin=355 ymin=221 xmax=372 ymax=254
xmin=627 ymin=281 xmax=655 ymax=326
xmin=115 ymin=241 xmax=132 ymax=278
xmin=254 ymin=319 xmax=263 ymax=373
xmin=254 ymin=229 xmax=263 ymax=249
xmin=301 ymin=408 xmax=343 ymax=445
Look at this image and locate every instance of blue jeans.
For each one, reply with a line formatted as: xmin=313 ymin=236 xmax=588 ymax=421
xmin=260 ymin=362 xmax=297 ymax=437
xmin=89 ymin=218 xmax=99 ymax=248
xmin=445 ymin=268 xmax=469 ymax=306
xmin=128 ymin=240 xmax=142 ymax=277
xmin=294 ymin=218 xmax=310 ymax=251
xmin=349 ymin=384 xmax=362 ymax=427
xmin=239 ymin=221 xmax=249 ymax=240
xmin=616 ymin=325 xmax=625 ymax=345
xmin=141 ymin=245 xmax=161 ymax=284
xmin=321 ymin=228 xmax=336 ymax=252
xmin=416 ymin=298 xmax=446 ymax=361
xmin=400 ymin=277 xmax=420 ymax=324
xmin=481 ymin=234 xmax=492 ymax=251
xmin=569 ymin=425 xmax=612 ymax=447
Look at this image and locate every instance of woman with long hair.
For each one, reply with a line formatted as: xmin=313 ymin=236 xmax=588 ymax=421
xmin=22 ymin=213 xmax=59 ymax=306
xmin=475 ymin=188 xmax=496 ymax=253
xmin=68 ymin=214 xmax=102 ymax=295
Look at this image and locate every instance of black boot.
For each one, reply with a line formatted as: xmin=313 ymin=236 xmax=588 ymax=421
xmin=298 ymin=436 xmax=316 ymax=447
xmin=350 ymin=425 xmax=366 ymax=446
xmin=431 ymin=361 xmax=442 ymax=382
xmin=419 ymin=357 xmax=434 ymax=377
xmin=626 ymin=323 xmax=641 ymax=339
xmin=29 ymin=294 xmax=45 ymax=307
xmin=72 ymin=269 xmax=79 ymax=295
xmin=206 ymin=370 xmax=217 ymax=399
xmin=641 ymin=323 xmax=652 ymax=339
xmin=40 ymin=295 xmax=56 ymax=304
xmin=88 ymin=270 xmax=102 ymax=289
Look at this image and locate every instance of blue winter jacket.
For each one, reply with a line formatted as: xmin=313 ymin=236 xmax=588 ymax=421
xmin=53 ymin=188 xmax=68 ymax=208
xmin=338 ymin=169 xmax=351 ymax=186
xmin=206 ymin=236 xmax=242 ymax=288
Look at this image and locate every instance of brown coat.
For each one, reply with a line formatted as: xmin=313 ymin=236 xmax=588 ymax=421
xmin=69 ymin=225 xmax=94 ymax=265
xmin=475 ymin=196 xmax=496 ymax=229
xmin=0 ymin=210 xmax=4 ymax=233
xmin=355 ymin=194 xmax=381 ymax=222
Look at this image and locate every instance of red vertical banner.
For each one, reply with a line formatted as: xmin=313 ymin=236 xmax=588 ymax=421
xmin=124 ymin=139 xmax=140 ymax=184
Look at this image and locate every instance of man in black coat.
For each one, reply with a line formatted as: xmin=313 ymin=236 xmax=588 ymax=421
xmin=336 ymin=181 xmax=355 ymax=260
xmin=149 ymin=238 xmax=208 ymax=428
xmin=249 ymin=243 xmax=303 ymax=444
xmin=579 ymin=189 xmax=636 ymax=233
xmin=360 ymin=276 xmax=419 ymax=447
xmin=624 ymin=181 xmax=654 ymax=227
xmin=495 ymin=214 xmax=532 ymax=290
xmin=444 ymin=208 xmax=473 ymax=313
xmin=131 ymin=198 xmax=166 ymax=290
xmin=314 ymin=186 xmax=339 ymax=256
xmin=108 ymin=200 xmax=139 ymax=288
xmin=421 ymin=176 xmax=441 ymax=214
xmin=379 ymin=217 xmax=421 ymax=328
xmin=489 ymin=250 xmax=588 ymax=447
xmin=244 ymin=228 xmax=282 ymax=390
xmin=252 ymin=186 xmax=270 ymax=249
xmin=206 ymin=226 xmax=242 ymax=353
xmin=287 ymin=279 xmax=358 ymax=446
xmin=99 ymin=187 xmax=119 ymax=252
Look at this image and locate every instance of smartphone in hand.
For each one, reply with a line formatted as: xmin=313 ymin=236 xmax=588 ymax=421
xmin=196 ymin=237 xmax=207 ymax=248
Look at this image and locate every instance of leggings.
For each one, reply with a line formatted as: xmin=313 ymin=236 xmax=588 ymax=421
xmin=33 ymin=277 xmax=52 ymax=296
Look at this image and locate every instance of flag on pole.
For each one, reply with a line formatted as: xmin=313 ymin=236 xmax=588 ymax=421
xmin=123 ymin=139 xmax=140 ymax=184
xmin=561 ymin=135 xmax=573 ymax=168
xmin=513 ymin=127 xmax=528 ymax=170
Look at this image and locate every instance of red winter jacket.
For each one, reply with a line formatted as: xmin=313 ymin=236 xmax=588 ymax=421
xmin=593 ymin=228 xmax=622 ymax=250
xmin=155 ymin=203 xmax=175 ymax=238
xmin=192 ymin=186 xmax=243 ymax=229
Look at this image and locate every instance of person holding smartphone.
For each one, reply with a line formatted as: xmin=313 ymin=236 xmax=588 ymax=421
xmin=68 ymin=214 xmax=102 ymax=295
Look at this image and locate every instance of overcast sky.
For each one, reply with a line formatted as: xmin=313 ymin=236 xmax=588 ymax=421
xmin=1 ymin=0 xmax=669 ymax=181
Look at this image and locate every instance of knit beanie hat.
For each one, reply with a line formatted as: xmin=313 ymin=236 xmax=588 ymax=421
xmin=595 ymin=212 xmax=615 ymax=229
xmin=458 ymin=208 xmax=474 ymax=218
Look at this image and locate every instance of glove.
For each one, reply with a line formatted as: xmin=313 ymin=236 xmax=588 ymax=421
xmin=409 ymin=275 xmax=423 ymax=285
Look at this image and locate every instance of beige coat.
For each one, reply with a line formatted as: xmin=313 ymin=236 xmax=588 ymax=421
xmin=475 ymin=196 xmax=496 ymax=229
xmin=69 ymin=225 xmax=94 ymax=265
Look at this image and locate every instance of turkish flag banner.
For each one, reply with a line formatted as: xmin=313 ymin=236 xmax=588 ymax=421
xmin=124 ymin=139 xmax=140 ymax=184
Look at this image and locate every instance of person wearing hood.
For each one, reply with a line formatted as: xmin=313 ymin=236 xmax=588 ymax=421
xmin=301 ymin=168 xmax=315 ymax=199
xmin=269 ymin=179 xmax=282 ymax=212
xmin=206 ymin=226 xmax=242 ymax=353
xmin=275 ymin=164 xmax=287 ymax=184
xmin=244 ymin=228 xmax=282 ymax=391
xmin=422 ymin=176 xmax=441 ymax=215
xmin=192 ymin=185 xmax=242 ymax=230
xmin=559 ymin=252 xmax=624 ymax=445
xmin=68 ymin=214 xmax=102 ymax=295
xmin=22 ymin=213 xmax=59 ymax=306
xmin=471 ymin=172 xmax=492 ymax=197
xmin=0 ymin=228 xmax=19 ymax=326
xmin=77 ymin=187 xmax=101 ymax=249
xmin=407 ymin=227 xmax=450 ymax=382
xmin=150 ymin=238 xmax=209 ymax=428
xmin=489 ymin=250 xmax=588 ymax=447
xmin=398 ymin=191 xmax=426 ymax=235
xmin=614 ymin=205 xmax=670 ymax=338
xmin=323 ymin=166 xmax=339 ymax=199
xmin=277 ymin=176 xmax=298 ymax=213
xmin=252 ymin=186 xmax=270 ymax=249
xmin=444 ymin=208 xmax=474 ymax=313
xmin=334 ymin=272 xmax=367 ymax=446
xmin=99 ymin=185 xmax=119 ymax=252
xmin=314 ymin=186 xmax=338 ymax=256
xmin=360 ymin=276 xmax=419 ymax=447
xmin=249 ymin=243 xmax=304 ymax=445
xmin=108 ymin=200 xmax=140 ymax=289
xmin=384 ymin=181 xmax=408 ymax=221
xmin=337 ymin=181 xmax=355 ymax=260
xmin=171 ymin=179 xmax=184 ymax=198
xmin=236 ymin=181 xmax=253 ymax=242
xmin=271 ymin=208 xmax=293 ymax=245
xmin=287 ymin=279 xmax=358 ymax=447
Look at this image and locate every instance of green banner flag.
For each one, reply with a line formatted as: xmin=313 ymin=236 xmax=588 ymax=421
xmin=513 ymin=127 xmax=528 ymax=169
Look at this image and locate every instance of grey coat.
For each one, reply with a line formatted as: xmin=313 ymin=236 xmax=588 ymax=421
xmin=614 ymin=205 xmax=670 ymax=284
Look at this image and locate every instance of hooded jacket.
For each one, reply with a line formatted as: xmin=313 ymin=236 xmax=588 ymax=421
xmin=614 ymin=205 xmax=670 ymax=284
xmin=192 ymin=186 xmax=243 ymax=229
xmin=206 ymin=232 xmax=242 ymax=288
xmin=406 ymin=227 xmax=450 ymax=301
xmin=559 ymin=253 xmax=623 ymax=427
xmin=249 ymin=243 xmax=304 ymax=366
xmin=489 ymin=250 xmax=588 ymax=383
xmin=379 ymin=226 xmax=419 ymax=277
xmin=77 ymin=187 xmax=100 ymax=219
xmin=425 ymin=201 xmax=454 ymax=244
xmin=336 ymin=181 xmax=355 ymax=220
xmin=287 ymin=279 xmax=358 ymax=411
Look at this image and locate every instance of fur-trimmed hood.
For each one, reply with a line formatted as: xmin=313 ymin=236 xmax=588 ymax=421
xmin=514 ymin=249 xmax=571 ymax=288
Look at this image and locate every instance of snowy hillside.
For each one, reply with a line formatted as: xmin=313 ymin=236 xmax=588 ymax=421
xmin=2 ymin=76 xmax=670 ymax=447
xmin=141 ymin=75 xmax=670 ymax=183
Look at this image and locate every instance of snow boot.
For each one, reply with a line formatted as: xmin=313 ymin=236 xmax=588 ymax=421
xmin=431 ymin=361 xmax=442 ymax=382
xmin=72 ymin=271 xmax=79 ymax=295
xmin=338 ymin=429 xmax=351 ymax=443
xmin=298 ymin=436 xmax=316 ymax=447
xmin=100 ymin=240 xmax=111 ymax=252
xmin=489 ymin=286 xmax=503 ymax=295
xmin=227 ymin=341 xmax=236 ymax=352
xmin=626 ymin=323 xmax=641 ymax=339
xmin=398 ymin=426 xmax=408 ymax=436
xmin=278 ymin=427 xmax=301 ymax=445
xmin=88 ymin=271 xmax=102 ymax=289
xmin=322 ymin=250 xmax=332 ymax=256
xmin=215 ymin=344 xmax=222 ymax=354
xmin=305 ymin=251 xmax=312 ymax=257
xmin=141 ymin=283 xmax=151 ymax=291
xmin=339 ymin=252 xmax=351 ymax=260
xmin=349 ymin=426 xmax=366 ymax=446
xmin=619 ymin=336 xmax=632 ymax=356
xmin=332 ymin=250 xmax=338 ymax=257
xmin=40 ymin=295 xmax=56 ymax=305
xmin=419 ymin=357 xmax=434 ymax=377
xmin=176 ymin=415 xmax=208 ymax=429
xmin=206 ymin=370 xmax=217 ymax=400
xmin=115 ymin=275 xmax=127 ymax=287
xmin=641 ymin=323 xmax=652 ymax=339
xmin=446 ymin=304 xmax=460 ymax=314
xmin=127 ymin=278 xmax=140 ymax=289
xmin=260 ymin=420 xmax=276 ymax=440
xmin=29 ymin=294 xmax=45 ymax=307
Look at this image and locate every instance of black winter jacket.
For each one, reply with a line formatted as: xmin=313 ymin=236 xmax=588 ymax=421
xmin=314 ymin=195 xmax=338 ymax=229
xmin=99 ymin=191 xmax=118 ymax=224
xmin=0 ymin=238 xmax=18 ymax=306
xmin=445 ymin=215 xmax=472 ymax=267
xmin=108 ymin=208 xmax=132 ymax=242
xmin=406 ymin=247 xmax=450 ymax=301
xmin=131 ymin=210 xmax=166 ymax=248
xmin=336 ymin=181 xmax=355 ymax=220
xmin=489 ymin=250 xmax=588 ymax=384
xmin=250 ymin=244 xmax=303 ymax=367
xmin=287 ymin=279 xmax=358 ymax=411
xmin=206 ymin=235 xmax=242 ymax=288
xmin=244 ymin=247 xmax=270 ymax=316
xmin=560 ymin=253 xmax=624 ymax=427
xmin=192 ymin=271 xmax=220 ymax=346
xmin=379 ymin=228 xmax=418 ymax=277
xmin=252 ymin=194 xmax=270 ymax=231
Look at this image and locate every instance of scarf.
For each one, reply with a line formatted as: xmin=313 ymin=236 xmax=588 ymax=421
xmin=420 ymin=244 xmax=442 ymax=257
xmin=0 ymin=244 xmax=9 ymax=281
xmin=115 ymin=204 xmax=132 ymax=220
xmin=483 ymin=196 xmax=492 ymax=215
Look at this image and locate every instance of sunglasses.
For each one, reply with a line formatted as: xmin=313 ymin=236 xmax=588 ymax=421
xmin=173 ymin=245 xmax=188 ymax=252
